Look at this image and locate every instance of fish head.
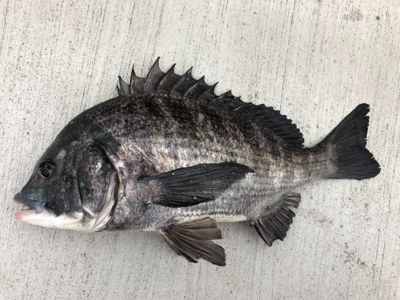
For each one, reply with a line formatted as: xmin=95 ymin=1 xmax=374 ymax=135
xmin=14 ymin=119 xmax=118 ymax=232
xmin=14 ymin=138 xmax=83 ymax=227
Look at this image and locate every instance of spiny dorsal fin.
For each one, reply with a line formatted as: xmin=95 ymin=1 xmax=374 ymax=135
xmin=117 ymin=58 xmax=304 ymax=148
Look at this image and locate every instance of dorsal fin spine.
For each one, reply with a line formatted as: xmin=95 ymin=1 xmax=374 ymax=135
xmin=170 ymin=67 xmax=193 ymax=94
xmin=156 ymin=64 xmax=175 ymax=93
xmin=185 ymin=77 xmax=206 ymax=98
xmin=208 ymin=90 xmax=231 ymax=104
xmin=183 ymin=76 xmax=204 ymax=98
xmin=130 ymin=65 xmax=144 ymax=93
xmin=145 ymin=57 xmax=172 ymax=93
xmin=118 ymin=76 xmax=130 ymax=95
xmin=200 ymin=82 xmax=217 ymax=100
xmin=116 ymin=85 xmax=123 ymax=96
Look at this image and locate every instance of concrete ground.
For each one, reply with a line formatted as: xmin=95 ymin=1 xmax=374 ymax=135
xmin=1 ymin=0 xmax=399 ymax=299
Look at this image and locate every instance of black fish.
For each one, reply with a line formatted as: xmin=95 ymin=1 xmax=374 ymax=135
xmin=14 ymin=58 xmax=380 ymax=266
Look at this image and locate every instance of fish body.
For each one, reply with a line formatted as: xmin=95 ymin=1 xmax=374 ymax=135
xmin=14 ymin=59 xmax=380 ymax=266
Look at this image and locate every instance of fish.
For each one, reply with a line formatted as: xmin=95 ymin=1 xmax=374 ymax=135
xmin=14 ymin=58 xmax=380 ymax=266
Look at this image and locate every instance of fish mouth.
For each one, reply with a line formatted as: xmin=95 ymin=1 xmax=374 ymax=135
xmin=14 ymin=193 xmax=45 ymax=220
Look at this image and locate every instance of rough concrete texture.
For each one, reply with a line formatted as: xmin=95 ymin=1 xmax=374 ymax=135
xmin=1 ymin=0 xmax=399 ymax=299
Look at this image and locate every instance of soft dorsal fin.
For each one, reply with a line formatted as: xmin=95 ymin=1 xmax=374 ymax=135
xmin=117 ymin=58 xmax=304 ymax=148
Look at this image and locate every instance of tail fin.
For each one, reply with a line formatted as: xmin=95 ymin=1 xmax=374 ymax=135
xmin=318 ymin=103 xmax=380 ymax=180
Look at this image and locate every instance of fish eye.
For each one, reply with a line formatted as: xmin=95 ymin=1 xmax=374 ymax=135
xmin=39 ymin=162 xmax=55 ymax=179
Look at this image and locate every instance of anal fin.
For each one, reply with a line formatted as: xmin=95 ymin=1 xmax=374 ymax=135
xmin=161 ymin=218 xmax=226 ymax=266
xmin=252 ymin=192 xmax=301 ymax=246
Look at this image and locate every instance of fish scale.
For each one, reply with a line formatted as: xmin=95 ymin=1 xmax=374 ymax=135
xmin=14 ymin=59 xmax=380 ymax=266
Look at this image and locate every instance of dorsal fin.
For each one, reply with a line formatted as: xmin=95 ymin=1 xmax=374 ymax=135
xmin=117 ymin=58 xmax=304 ymax=148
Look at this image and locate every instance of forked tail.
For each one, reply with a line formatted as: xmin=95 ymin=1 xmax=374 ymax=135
xmin=317 ymin=103 xmax=380 ymax=180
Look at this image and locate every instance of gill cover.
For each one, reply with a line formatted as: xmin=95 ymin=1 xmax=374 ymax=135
xmin=77 ymin=143 xmax=119 ymax=232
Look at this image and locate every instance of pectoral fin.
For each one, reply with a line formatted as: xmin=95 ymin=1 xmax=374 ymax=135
xmin=142 ymin=162 xmax=254 ymax=207
xmin=161 ymin=218 xmax=226 ymax=266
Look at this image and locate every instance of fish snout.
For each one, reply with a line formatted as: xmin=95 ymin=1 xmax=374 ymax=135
xmin=14 ymin=193 xmax=45 ymax=213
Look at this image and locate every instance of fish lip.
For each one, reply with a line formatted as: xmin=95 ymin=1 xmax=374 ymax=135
xmin=13 ymin=193 xmax=45 ymax=213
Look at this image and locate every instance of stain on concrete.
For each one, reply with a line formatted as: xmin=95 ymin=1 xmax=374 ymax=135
xmin=343 ymin=9 xmax=364 ymax=22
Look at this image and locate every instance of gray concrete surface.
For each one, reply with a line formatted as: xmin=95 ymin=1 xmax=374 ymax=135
xmin=1 ymin=0 xmax=399 ymax=299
